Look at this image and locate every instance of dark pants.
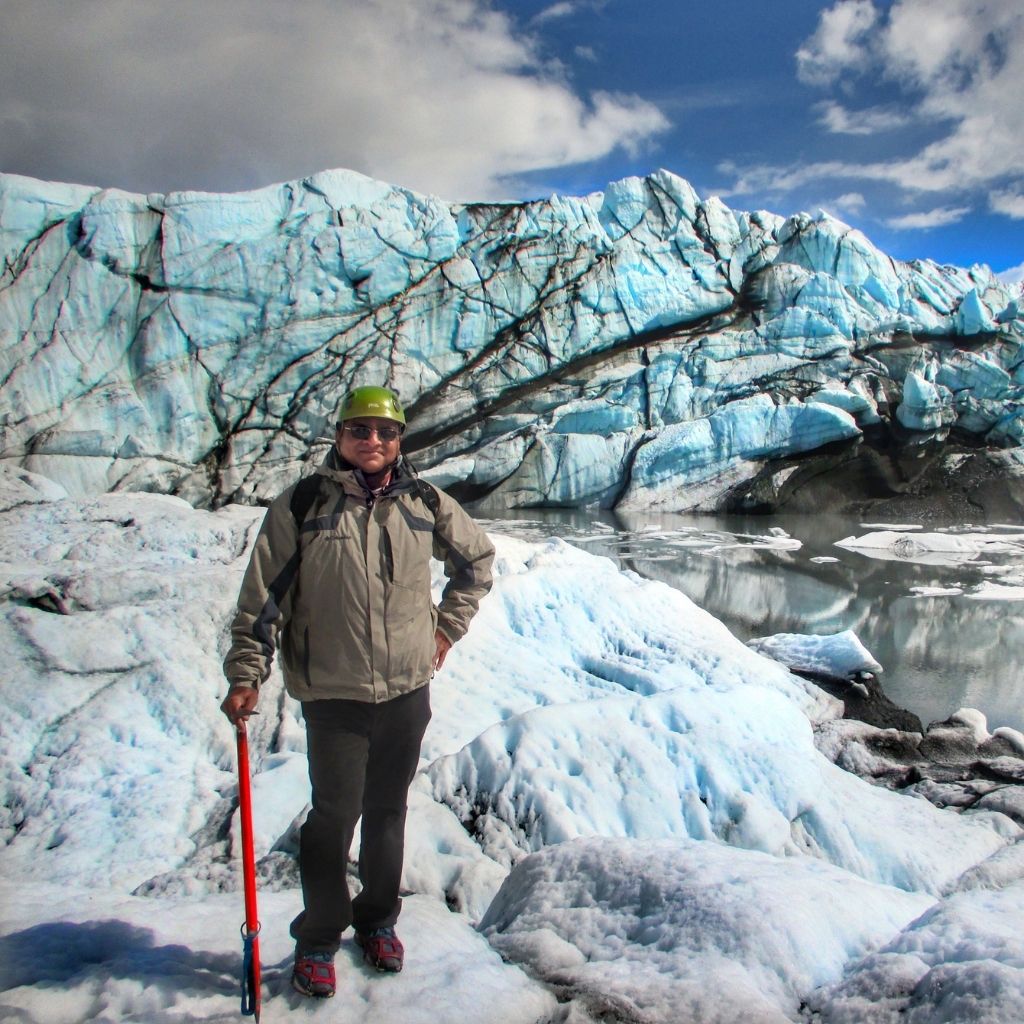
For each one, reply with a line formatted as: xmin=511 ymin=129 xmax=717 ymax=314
xmin=289 ymin=685 xmax=431 ymax=954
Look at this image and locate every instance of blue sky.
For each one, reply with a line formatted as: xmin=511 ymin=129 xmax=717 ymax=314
xmin=2 ymin=0 xmax=1021 ymax=280
xmin=511 ymin=0 xmax=1023 ymax=279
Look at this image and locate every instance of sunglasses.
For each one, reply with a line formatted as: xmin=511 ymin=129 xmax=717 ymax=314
xmin=342 ymin=424 xmax=402 ymax=442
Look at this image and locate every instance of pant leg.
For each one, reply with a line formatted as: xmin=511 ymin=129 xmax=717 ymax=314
xmin=351 ymin=684 xmax=432 ymax=933
xmin=289 ymin=698 xmax=372 ymax=954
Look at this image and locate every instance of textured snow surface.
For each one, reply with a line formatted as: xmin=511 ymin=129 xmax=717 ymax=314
xmin=1 ymin=474 xmax=1023 ymax=1021
xmin=0 ymin=883 xmax=554 ymax=1024
xmin=809 ymin=851 xmax=1024 ymax=1024
xmin=480 ymin=836 xmax=933 ymax=1024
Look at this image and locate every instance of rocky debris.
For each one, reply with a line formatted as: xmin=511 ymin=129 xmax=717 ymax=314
xmin=803 ymin=670 xmax=924 ymax=734
xmin=816 ymin=706 xmax=1024 ymax=829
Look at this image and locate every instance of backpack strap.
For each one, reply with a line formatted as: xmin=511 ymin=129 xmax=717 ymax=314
xmin=400 ymin=454 xmax=441 ymax=519
xmin=413 ymin=478 xmax=441 ymax=518
xmin=289 ymin=474 xmax=325 ymax=531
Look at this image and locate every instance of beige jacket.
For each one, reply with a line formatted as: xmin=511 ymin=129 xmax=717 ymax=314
xmin=223 ymin=451 xmax=495 ymax=703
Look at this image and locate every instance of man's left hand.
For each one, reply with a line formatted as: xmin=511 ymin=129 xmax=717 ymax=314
xmin=432 ymin=630 xmax=452 ymax=673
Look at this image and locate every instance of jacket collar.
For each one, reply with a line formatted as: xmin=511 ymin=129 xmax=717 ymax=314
xmin=317 ymin=446 xmax=418 ymax=499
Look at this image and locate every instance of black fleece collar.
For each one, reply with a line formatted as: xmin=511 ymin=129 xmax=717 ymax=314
xmin=321 ymin=447 xmax=417 ymax=498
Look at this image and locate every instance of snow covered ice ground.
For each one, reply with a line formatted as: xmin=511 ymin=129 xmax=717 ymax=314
xmin=2 ymin=465 xmax=1024 ymax=1023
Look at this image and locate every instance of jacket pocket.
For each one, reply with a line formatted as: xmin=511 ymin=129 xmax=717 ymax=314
xmin=382 ymin=528 xmax=395 ymax=583
xmin=282 ymin=612 xmax=313 ymax=686
xmin=301 ymin=625 xmax=312 ymax=687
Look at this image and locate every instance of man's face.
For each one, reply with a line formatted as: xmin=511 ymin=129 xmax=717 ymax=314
xmin=336 ymin=417 xmax=402 ymax=475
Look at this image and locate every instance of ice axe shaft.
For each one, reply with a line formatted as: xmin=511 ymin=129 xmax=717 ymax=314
xmin=235 ymin=718 xmax=262 ymax=1021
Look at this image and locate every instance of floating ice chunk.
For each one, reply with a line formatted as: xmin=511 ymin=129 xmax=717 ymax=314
xmin=835 ymin=529 xmax=1024 ymax=566
xmin=966 ymin=581 xmax=1024 ymax=601
xmin=747 ymin=629 xmax=883 ymax=679
xmin=859 ymin=523 xmax=923 ymax=532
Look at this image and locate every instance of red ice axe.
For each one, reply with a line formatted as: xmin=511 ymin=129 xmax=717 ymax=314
xmin=235 ymin=717 xmax=262 ymax=1021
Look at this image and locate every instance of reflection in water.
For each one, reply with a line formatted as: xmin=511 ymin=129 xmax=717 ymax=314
xmin=479 ymin=508 xmax=1024 ymax=733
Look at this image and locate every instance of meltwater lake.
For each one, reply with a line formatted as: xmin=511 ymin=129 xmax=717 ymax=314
xmin=480 ymin=508 xmax=1024 ymax=734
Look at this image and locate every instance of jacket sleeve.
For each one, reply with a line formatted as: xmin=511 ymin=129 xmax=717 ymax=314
xmin=430 ymin=487 xmax=495 ymax=644
xmin=223 ymin=487 xmax=301 ymax=690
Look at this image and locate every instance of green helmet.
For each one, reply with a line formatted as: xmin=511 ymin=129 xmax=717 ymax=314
xmin=336 ymin=385 xmax=406 ymax=426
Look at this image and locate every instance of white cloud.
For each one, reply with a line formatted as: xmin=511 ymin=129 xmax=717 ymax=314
xmin=868 ymin=0 xmax=1024 ymax=193
xmin=817 ymin=101 xmax=910 ymax=135
xmin=533 ymin=0 xmax=610 ymax=21
xmin=885 ymin=206 xmax=971 ymax=230
xmin=796 ymin=0 xmax=879 ymax=85
xmin=721 ymin=159 xmax=861 ymax=198
xmin=990 ymin=189 xmax=1024 ymax=219
xmin=533 ymin=2 xmax=576 ymax=23
xmin=822 ymin=192 xmax=867 ymax=218
xmin=730 ymin=1 xmax=1024 ymax=224
xmin=879 ymin=0 xmax=990 ymax=88
xmin=575 ymin=45 xmax=598 ymax=62
xmin=835 ymin=192 xmax=866 ymax=210
xmin=0 ymin=0 xmax=668 ymax=200
xmin=996 ymin=261 xmax=1024 ymax=287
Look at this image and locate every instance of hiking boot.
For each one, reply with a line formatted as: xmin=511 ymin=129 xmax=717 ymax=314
xmin=292 ymin=950 xmax=336 ymax=998
xmin=355 ymin=927 xmax=404 ymax=972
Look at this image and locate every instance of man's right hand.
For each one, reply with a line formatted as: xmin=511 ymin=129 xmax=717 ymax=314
xmin=220 ymin=685 xmax=258 ymax=724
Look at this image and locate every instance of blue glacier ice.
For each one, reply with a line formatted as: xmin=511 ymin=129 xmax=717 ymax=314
xmin=1 ymin=167 xmax=1023 ymax=511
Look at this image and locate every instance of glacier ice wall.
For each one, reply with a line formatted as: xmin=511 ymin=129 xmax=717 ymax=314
xmin=1 ymin=167 xmax=1023 ymax=510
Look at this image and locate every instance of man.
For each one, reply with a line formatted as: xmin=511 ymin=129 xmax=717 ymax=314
xmin=220 ymin=385 xmax=494 ymax=999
